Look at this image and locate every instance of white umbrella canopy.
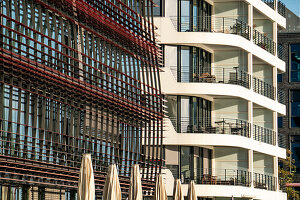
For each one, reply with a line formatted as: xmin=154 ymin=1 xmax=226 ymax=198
xmin=103 ymin=164 xmax=122 ymax=200
xmin=173 ymin=179 xmax=184 ymax=200
xmin=187 ymin=180 xmax=197 ymax=200
xmin=128 ymin=164 xmax=143 ymax=200
xmin=78 ymin=154 xmax=95 ymax=200
xmin=154 ymin=174 xmax=167 ymax=200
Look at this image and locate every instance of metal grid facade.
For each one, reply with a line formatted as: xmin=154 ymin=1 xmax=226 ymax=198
xmin=0 ymin=0 xmax=163 ymax=198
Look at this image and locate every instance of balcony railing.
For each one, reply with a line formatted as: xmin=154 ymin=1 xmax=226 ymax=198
xmin=261 ymin=0 xmax=286 ymax=17
xmin=279 ymin=177 xmax=286 ymax=192
xmin=170 ymin=66 xmax=251 ymax=89
xmin=171 ymin=168 xmax=251 ymax=187
xmin=261 ymin=0 xmax=275 ymax=9
xmin=253 ymin=125 xmax=276 ymax=145
xmin=254 ymin=173 xmax=277 ymax=191
xmin=253 ymin=77 xmax=275 ymax=100
xmin=170 ymin=16 xmax=251 ymax=40
xmin=169 ymin=117 xmax=251 ymax=138
xmin=278 ymin=1 xmax=286 ymax=17
xmin=168 ymin=166 xmax=277 ymax=191
xmin=278 ymin=88 xmax=285 ymax=104
xmin=169 ymin=117 xmax=277 ymax=145
xmin=253 ymin=29 xmax=276 ymax=55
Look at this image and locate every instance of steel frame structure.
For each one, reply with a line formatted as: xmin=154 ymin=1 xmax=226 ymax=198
xmin=0 ymin=0 xmax=163 ymax=198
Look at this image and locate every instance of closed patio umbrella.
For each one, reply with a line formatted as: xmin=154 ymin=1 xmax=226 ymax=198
xmin=187 ymin=180 xmax=197 ymax=200
xmin=128 ymin=164 xmax=143 ymax=200
xmin=173 ymin=179 xmax=184 ymax=200
xmin=154 ymin=174 xmax=167 ymax=200
xmin=103 ymin=164 xmax=122 ymax=200
xmin=78 ymin=154 xmax=95 ymax=200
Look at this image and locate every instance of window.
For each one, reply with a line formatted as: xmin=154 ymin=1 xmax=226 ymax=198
xmin=291 ymin=136 xmax=300 ymax=174
xmin=278 ymin=74 xmax=283 ymax=82
xmin=278 ymin=117 xmax=283 ymax=128
xmin=290 ymin=44 xmax=300 ymax=82
xmin=180 ymin=146 xmax=212 ymax=183
xmin=291 ymin=90 xmax=300 ymax=127
xmin=178 ymin=46 xmax=211 ymax=82
xmin=178 ymin=0 xmax=212 ymax=32
xmin=153 ymin=0 xmax=164 ymax=16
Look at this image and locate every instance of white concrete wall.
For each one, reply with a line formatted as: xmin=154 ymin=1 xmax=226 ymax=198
xmin=214 ymin=147 xmax=248 ymax=171
xmin=165 ymin=146 xmax=179 ymax=165
xmin=253 ymin=106 xmax=273 ymax=129
xmin=214 ymin=50 xmax=248 ymax=70
xmin=214 ymin=98 xmax=248 ymax=121
xmin=253 ymin=64 xmax=273 ymax=85
xmin=214 ymin=1 xmax=248 ymax=22
xmin=253 ymin=152 xmax=274 ymax=175
xmin=165 ymin=45 xmax=177 ymax=68
xmin=253 ymin=8 xmax=274 ymax=39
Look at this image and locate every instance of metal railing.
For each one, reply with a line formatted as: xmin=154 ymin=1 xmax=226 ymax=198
xmin=278 ymin=88 xmax=285 ymax=104
xmin=277 ymin=43 xmax=285 ymax=60
xmin=253 ymin=77 xmax=275 ymax=100
xmin=261 ymin=0 xmax=275 ymax=9
xmin=253 ymin=29 xmax=276 ymax=55
xmin=253 ymin=125 xmax=276 ymax=145
xmin=170 ymin=16 xmax=251 ymax=40
xmin=278 ymin=1 xmax=286 ymax=17
xmin=168 ymin=167 xmax=278 ymax=191
xmin=261 ymin=0 xmax=285 ymax=17
xmin=254 ymin=173 xmax=277 ymax=191
xmin=169 ymin=117 xmax=277 ymax=146
xmin=279 ymin=177 xmax=286 ymax=192
xmin=169 ymin=117 xmax=251 ymax=138
xmin=171 ymin=168 xmax=251 ymax=187
xmin=278 ymin=133 xmax=286 ymax=148
xmin=170 ymin=66 xmax=251 ymax=89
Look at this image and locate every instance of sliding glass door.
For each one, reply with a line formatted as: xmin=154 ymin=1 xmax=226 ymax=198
xmin=178 ymin=96 xmax=212 ymax=133
xmin=178 ymin=46 xmax=211 ymax=83
xmin=180 ymin=147 xmax=212 ymax=183
xmin=179 ymin=0 xmax=212 ymax=32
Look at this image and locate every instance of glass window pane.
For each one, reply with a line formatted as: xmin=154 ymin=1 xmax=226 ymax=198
xmin=292 ymin=90 xmax=300 ymax=101
xmin=291 ymin=117 xmax=300 ymax=127
xmin=278 ymin=117 xmax=283 ymax=128
xmin=290 ymin=44 xmax=300 ymax=82
xmin=181 ymin=147 xmax=191 ymax=179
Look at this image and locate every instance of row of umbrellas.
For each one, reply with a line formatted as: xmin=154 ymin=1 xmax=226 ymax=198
xmin=78 ymin=154 xmax=197 ymax=200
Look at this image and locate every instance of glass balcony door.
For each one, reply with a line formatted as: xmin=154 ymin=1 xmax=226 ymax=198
xmin=177 ymin=96 xmax=212 ymax=133
xmin=178 ymin=46 xmax=211 ymax=83
xmin=179 ymin=0 xmax=212 ymax=32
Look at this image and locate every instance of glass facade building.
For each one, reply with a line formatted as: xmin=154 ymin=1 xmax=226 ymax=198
xmin=0 ymin=0 xmax=163 ymax=199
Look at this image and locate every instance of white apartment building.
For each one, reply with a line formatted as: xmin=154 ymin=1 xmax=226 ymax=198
xmin=154 ymin=0 xmax=287 ymax=199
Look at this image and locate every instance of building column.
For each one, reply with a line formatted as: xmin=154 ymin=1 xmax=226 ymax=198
xmin=248 ymin=4 xmax=253 ymax=42
xmin=248 ymin=53 xmax=253 ymax=90
xmin=273 ymin=156 xmax=279 ymax=192
xmin=249 ymin=149 xmax=254 ymax=188
xmin=273 ymin=22 xmax=278 ymax=56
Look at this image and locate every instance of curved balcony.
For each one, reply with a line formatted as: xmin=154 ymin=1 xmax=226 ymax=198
xmin=169 ymin=117 xmax=251 ymax=138
xmin=167 ymin=167 xmax=277 ymax=191
xmin=171 ymin=66 xmax=251 ymax=89
xmin=169 ymin=117 xmax=276 ymax=145
xmin=170 ymin=66 xmax=283 ymax=102
xmin=170 ymin=16 xmax=251 ymax=40
xmin=163 ymin=118 xmax=286 ymax=158
xmin=170 ymin=168 xmax=251 ymax=187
